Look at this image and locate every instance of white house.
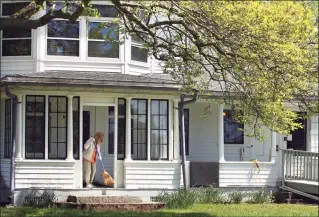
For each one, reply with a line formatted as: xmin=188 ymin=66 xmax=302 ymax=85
xmin=0 ymin=1 xmax=318 ymax=204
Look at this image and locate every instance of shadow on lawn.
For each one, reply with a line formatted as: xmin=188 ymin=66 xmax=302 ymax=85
xmin=2 ymin=207 xmax=217 ymax=217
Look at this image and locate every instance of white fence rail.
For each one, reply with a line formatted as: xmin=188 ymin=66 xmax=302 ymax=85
xmin=282 ymin=149 xmax=318 ymax=182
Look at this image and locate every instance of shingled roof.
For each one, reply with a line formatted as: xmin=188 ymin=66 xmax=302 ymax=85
xmin=1 ymin=71 xmax=180 ymax=90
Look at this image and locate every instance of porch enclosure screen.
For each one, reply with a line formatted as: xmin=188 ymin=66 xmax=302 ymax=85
xmin=131 ymin=99 xmax=147 ymax=160
xmin=25 ymin=95 xmax=45 ymax=159
xmin=4 ymin=98 xmax=12 ymax=158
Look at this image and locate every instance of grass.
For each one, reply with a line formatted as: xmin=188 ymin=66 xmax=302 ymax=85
xmin=1 ymin=204 xmax=318 ymax=217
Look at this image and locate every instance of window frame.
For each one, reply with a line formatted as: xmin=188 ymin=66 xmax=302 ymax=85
xmin=131 ymin=98 xmax=148 ymax=160
xmin=86 ymin=20 xmax=120 ymax=59
xmin=25 ymin=95 xmax=46 ymax=160
xmin=45 ymin=18 xmax=80 ymax=58
xmin=130 ymin=35 xmax=149 ymax=64
xmin=0 ymin=1 xmax=32 ymax=57
xmin=223 ymin=109 xmax=244 ymax=145
xmin=180 ymin=108 xmax=189 ymax=156
xmin=73 ymin=96 xmax=80 ymax=159
xmin=48 ymin=96 xmax=68 ymax=160
xmin=4 ymin=98 xmax=12 ymax=158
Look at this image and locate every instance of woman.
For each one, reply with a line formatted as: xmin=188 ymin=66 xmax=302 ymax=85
xmin=83 ymin=132 xmax=104 ymax=188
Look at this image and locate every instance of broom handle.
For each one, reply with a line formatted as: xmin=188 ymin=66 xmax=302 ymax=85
xmin=99 ymin=157 xmax=106 ymax=171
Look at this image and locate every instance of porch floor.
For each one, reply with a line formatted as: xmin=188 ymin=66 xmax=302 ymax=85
xmin=285 ymin=180 xmax=318 ymax=195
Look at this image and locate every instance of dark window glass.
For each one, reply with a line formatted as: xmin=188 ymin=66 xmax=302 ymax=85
xmin=48 ymin=20 xmax=79 ymax=38
xmin=108 ymin=99 xmax=126 ymax=160
xmin=180 ymin=109 xmax=189 ymax=156
xmin=131 ymin=99 xmax=147 ymax=160
xmin=131 ymin=46 xmax=148 ymax=62
xmin=224 ymin=110 xmax=244 ymax=144
xmin=2 ymin=29 xmax=31 ymax=38
xmin=49 ymin=96 xmax=68 ymax=159
xmin=88 ymin=41 xmax=119 ymax=58
xmin=4 ymin=99 xmax=12 ymax=158
xmin=73 ymin=97 xmax=80 ymax=159
xmin=25 ymin=96 xmax=45 ymax=159
xmin=46 ymin=2 xmax=78 ymax=13
xmin=151 ymin=100 xmax=168 ymax=160
xmin=88 ymin=22 xmax=118 ymax=40
xmin=47 ymin=39 xmax=79 ymax=56
xmin=92 ymin=5 xmax=119 ymax=17
xmin=2 ymin=2 xmax=29 ymax=16
xmin=2 ymin=40 xmax=32 ymax=56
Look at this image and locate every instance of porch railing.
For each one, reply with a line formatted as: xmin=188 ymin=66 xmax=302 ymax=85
xmin=282 ymin=149 xmax=318 ymax=182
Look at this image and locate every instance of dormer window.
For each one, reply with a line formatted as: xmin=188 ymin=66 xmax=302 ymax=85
xmin=47 ymin=20 xmax=80 ymax=56
xmin=1 ymin=2 xmax=32 ymax=57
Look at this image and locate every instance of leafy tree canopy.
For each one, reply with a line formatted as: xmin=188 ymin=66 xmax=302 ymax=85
xmin=1 ymin=0 xmax=318 ymax=140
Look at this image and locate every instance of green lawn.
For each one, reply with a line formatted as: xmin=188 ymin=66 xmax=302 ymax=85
xmin=1 ymin=204 xmax=318 ymax=217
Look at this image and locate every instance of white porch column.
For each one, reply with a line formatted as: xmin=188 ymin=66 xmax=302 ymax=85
xmin=270 ymin=131 xmax=277 ymax=162
xmin=113 ymin=98 xmax=118 ymax=188
xmin=125 ymin=97 xmax=132 ymax=161
xmin=66 ymin=96 xmax=74 ymax=161
xmin=15 ymin=94 xmax=22 ymax=160
xmin=168 ymin=100 xmax=174 ymax=161
xmin=218 ymin=104 xmax=225 ymax=162
xmin=173 ymin=100 xmax=180 ymax=160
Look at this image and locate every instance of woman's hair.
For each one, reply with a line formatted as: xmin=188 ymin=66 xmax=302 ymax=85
xmin=95 ymin=132 xmax=104 ymax=139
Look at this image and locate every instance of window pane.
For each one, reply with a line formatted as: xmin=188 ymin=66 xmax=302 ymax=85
xmin=88 ymin=41 xmax=119 ymax=58
xmin=49 ymin=97 xmax=58 ymax=112
xmin=46 ymin=2 xmax=78 ymax=13
xmin=2 ymin=2 xmax=29 ymax=16
xmin=72 ymin=97 xmax=79 ymax=112
xmin=151 ymin=144 xmax=160 ymax=159
xmin=49 ymin=143 xmax=57 ymax=158
xmin=138 ymin=130 xmax=146 ymax=144
xmin=138 ymin=100 xmax=146 ymax=114
xmin=160 ymin=101 xmax=168 ymax=115
xmin=137 ymin=143 xmax=147 ymax=159
xmin=160 ymin=116 xmax=168 ymax=129
xmin=48 ymin=20 xmax=79 ymax=38
xmin=160 ymin=130 xmax=167 ymax=145
xmin=88 ymin=22 xmax=118 ymax=40
xmin=138 ymin=115 xmax=146 ymax=129
xmin=58 ymin=97 xmax=67 ymax=112
xmin=131 ymin=100 xmax=138 ymax=115
xmin=131 ymin=46 xmax=148 ymax=62
xmin=151 ymin=115 xmax=159 ymax=129
xmin=160 ymin=145 xmax=168 ymax=159
xmin=223 ymin=110 xmax=244 ymax=144
xmin=58 ymin=128 xmax=66 ymax=142
xmin=92 ymin=5 xmax=119 ymax=17
xmin=118 ymin=98 xmax=126 ymax=115
xmin=47 ymin=39 xmax=79 ymax=56
xmin=131 ymin=35 xmax=144 ymax=44
xmin=151 ymin=130 xmax=159 ymax=145
xmin=2 ymin=29 xmax=31 ymax=38
xmin=2 ymin=39 xmax=31 ymax=56
xmin=50 ymin=128 xmax=58 ymax=143
xmin=151 ymin=100 xmax=159 ymax=114
xmin=58 ymin=113 xmax=66 ymax=127
xmin=58 ymin=143 xmax=67 ymax=158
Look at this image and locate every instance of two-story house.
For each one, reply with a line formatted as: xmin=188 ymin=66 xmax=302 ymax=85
xmin=0 ymin=1 xmax=318 ymax=204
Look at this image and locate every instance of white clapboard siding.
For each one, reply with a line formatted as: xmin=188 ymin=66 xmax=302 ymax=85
xmin=1 ymin=61 xmax=34 ymax=77
xmin=310 ymin=115 xmax=318 ymax=153
xmin=124 ymin=162 xmax=181 ymax=189
xmin=15 ymin=161 xmax=75 ymax=189
xmin=219 ymin=162 xmax=278 ymax=187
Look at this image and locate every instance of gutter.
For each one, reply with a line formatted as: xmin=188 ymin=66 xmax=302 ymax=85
xmin=179 ymin=89 xmax=199 ymax=190
xmin=5 ymin=86 xmax=17 ymax=205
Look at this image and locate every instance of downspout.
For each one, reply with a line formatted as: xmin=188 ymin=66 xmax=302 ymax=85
xmin=179 ymin=90 xmax=199 ymax=190
xmin=5 ymin=86 xmax=17 ymax=205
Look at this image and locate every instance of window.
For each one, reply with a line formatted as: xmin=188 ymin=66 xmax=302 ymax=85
xmin=151 ymin=100 xmax=169 ymax=160
xmin=108 ymin=99 xmax=126 ymax=160
xmin=1 ymin=2 xmax=31 ymax=56
xmin=224 ymin=110 xmax=244 ymax=144
xmin=48 ymin=96 xmax=68 ymax=159
xmin=131 ymin=99 xmax=147 ymax=160
xmin=4 ymin=99 xmax=12 ymax=158
xmin=47 ymin=20 xmax=79 ymax=56
xmin=25 ymin=96 xmax=45 ymax=159
xmin=108 ymin=106 xmax=115 ymax=154
xmin=91 ymin=4 xmax=119 ymax=18
xmin=131 ymin=35 xmax=148 ymax=62
xmin=180 ymin=109 xmax=189 ymax=156
xmin=73 ymin=97 xmax=80 ymax=159
xmin=88 ymin=22 xmax=119 ymax=58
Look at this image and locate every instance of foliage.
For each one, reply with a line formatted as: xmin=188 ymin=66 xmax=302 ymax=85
xmin=23 ymin=189 xmax=57 ymax=208
xmin=247 ymin=189 xmax=273 ymax=204
xmin=1 ymin=204 xmax=318 ymax=217
xmin=196 ymin=186 xmax=225 ymax=204
xmin=228 ymin=191 xmax=246 ymax=204
xmin=1 ymin=1 xmax=318 ymax=140
xmin=155 ymin=188 xmax=198 ymax=209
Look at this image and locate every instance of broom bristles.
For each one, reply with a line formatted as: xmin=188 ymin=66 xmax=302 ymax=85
xmin=101 ymin=171 xmax=115 ymax=186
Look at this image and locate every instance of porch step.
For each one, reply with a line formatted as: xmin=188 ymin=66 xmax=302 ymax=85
xmin=56 ymin=195 xmax=165 ymax=211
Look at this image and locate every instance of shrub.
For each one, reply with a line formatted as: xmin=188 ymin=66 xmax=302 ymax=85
xmin=197 ymin=186 xmax=225 ymax=204
xmin=248 ymin=189 xmax=272 ymax=204
xmin=228 ymin=191 xmax=246 ymax=204
xmin=155 ymin=188 xmax=198 ymax=209
xmin=23 ymin=189 xmax=57 ymax=208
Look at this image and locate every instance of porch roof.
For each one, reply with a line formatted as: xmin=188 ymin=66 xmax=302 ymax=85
xmin=0 ymin=70 xmax=181 ymax=90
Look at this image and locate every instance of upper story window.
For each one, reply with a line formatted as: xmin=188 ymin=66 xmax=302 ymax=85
xmin=88 ymin=22 xmax=119 ymax=58
xmin=91 ymin=4 xmax=119 ymax=18
xmin=47 ymin=20 xmax=80 ymax=56
xmin=1 ymin=2 xmax=32 ymax=57
xmin=224 ymin=110 xmax=244 ymax=144
xmin=131 ymin=35 xmax=148 ymax=63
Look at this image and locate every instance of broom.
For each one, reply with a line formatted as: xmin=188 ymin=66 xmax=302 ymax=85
xmin=98 ymin=158 xmax=115 ymax=186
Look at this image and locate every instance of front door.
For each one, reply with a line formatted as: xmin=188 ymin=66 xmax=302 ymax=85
xmin=287 ymin=112 xmax=307 ymax=151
